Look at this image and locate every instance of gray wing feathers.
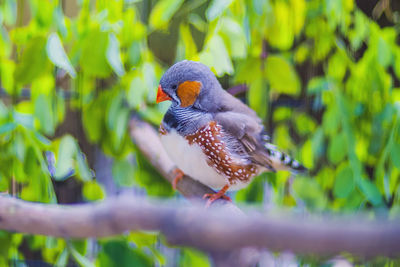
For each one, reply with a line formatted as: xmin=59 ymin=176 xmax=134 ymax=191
xmin=217 ymin=91 xmax=261 ymax=122
xmin=214 ymin=111 xmax=274 ymax=170
xmin=213 ymin=91 xmax=306 ymax=173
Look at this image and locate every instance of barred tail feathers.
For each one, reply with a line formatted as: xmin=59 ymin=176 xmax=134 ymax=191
xmin=264 ymin=143 xmax=307 ymax=173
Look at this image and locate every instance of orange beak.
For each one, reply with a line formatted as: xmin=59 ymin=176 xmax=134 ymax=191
xmin=156 ymin=85 xmax=172 ymax=103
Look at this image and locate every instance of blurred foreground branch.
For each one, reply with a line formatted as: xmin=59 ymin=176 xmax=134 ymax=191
xmin=0 ymin=194 xmax=399 ymax=258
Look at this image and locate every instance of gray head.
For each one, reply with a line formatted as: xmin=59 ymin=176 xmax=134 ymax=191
xmin=157 ymin=60 xmax=224 ymax=110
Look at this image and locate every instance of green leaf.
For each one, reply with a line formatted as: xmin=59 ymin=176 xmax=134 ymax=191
xmin=112 ymin=158 xmax=135 ymax=187
xmin=34 ymin=94 xmax=55 ymax=135
xmin=294 ymin=113 xmax=316 ymax=136
xmin=188 ymin=13 xmax=207 ymax=32
xmin=135 ymin=152 xmax=173 ymax=197
xmin=376 ymin=36 xmax=391 ymax=68
xmin=179 ymin=23 xmax=198 ymax=59
xmin=328 ymin=52 xmax=347 ymax=81
xmin=333 ymin=165 xmax=355 ymax=198
xmin=294 ymin=44 xmax=309 ymax=63
xmin=247 ymin=78 xmax=267 ymax=119
xmin=0 ymin=173 xmax=9 ymax=192
xmin=107 ymin=93 xmax=123 ymax=130
xmin=394 ymin=48 xmax=400 ymax=80
xmin=206 ymin=0 xmax=234 ymax=21
xmin=76 ymin=150 xmax=93 ymax=182
xmin=46 ymin=33 xmax=76 ymax=78
xmin=291 ymin=0 xmax=306 ymax=34
xmin=69 ymin=245 xmax=95 ymax=267
xmin=80 ymin=30 xmax=111 ymax=77
xmin=14 ymin=36 xmax=48 ymax=85
xmin=106 ymin=33 xmax=125 ymax=77
xmin=300 ymin=139 xmax=314 ymax=169
xmin=235 ymin=173 xmax=266 ymax=203
xmin=149 ymin=0 xmax=184 ymax=30
xmin=266 ymin=1 xmax=294 ymax=50
xmin=143 ymin=63 xmax=157 ymax=102
xmin=54 ymin=135 xmax=77 ymax=180
xmin=328 ymin=132 xmax=347 ymax=164
xmin=390 ymin=143 xmax=400 ymax=169
xmin=53 ymin=7 xmax=68 ymax=37
xmin=107 ymin=93 xmax=129 ymax=150
xmin=358 ymin=178 xmax=383 ymax=206
xmin=98 ymin=241 xmax=153 ymax=267
xmin=13 ymin=111 xmax=34 ymax=129
xmin=0 ymin=122 xmax=16 ymax=134
xmin=128 ymin=232 xmax=158 ymax=247
xmin=349 ymin=11 xmax=369 ymax=50
xmin=292 ymin=177 xmax=326 ymax=210
xmin=180 ymin=248 xmax=210 ymax=267
xmin=307 ymin=77 xmax=333 ymax=95
xmin=114 ymin=108 xmax=129 ymax=149
xmin=127 ymin=76 xmax=146 ymax=109
xmin=322 ymin=105 xmax=339 ymax=136
xmin=0 ymin=59 xmax=15 ymax=94
xmin=2 ymin=0 xmax=17 ymax=25
xmin=219 ymin=17 xmax=247 ymax=58
xmin=265 ymin=55 xmax=300 ymax=95
xmin=138 ymin=107 xmax=164 ymax=125
xmin=71 ymin=240 xmax=87 ymax=255
xmin=83 ymin=181 xmax=105 ymax=201
xmin=199 ymin=34 xmax=233 ymax=76
xmin=54 ymin=249 xmax=69 ymax=267
xmin=23 ymin=146 xmax=37 ymax=177
xmin=83 ymin=96 xmax=106 ymax=143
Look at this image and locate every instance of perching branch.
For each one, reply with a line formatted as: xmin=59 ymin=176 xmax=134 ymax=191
xmin=0 ymin=194 xmax=399 ymax=258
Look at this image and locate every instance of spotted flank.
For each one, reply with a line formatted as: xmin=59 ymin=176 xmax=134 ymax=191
xmin=264 ymin=142 xmax=307 ymax=173
xmin=186 ymin=121 xmax=258 ymax=184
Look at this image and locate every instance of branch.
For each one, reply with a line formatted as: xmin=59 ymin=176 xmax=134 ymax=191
xmin=0 ymin=194 xmax=399 ymax=258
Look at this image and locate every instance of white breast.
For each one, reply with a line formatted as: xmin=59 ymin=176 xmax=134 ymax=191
xmin=160 ymin=130 xmax=251 ymax=190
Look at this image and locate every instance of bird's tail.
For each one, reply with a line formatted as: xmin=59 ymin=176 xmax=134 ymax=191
xmin=264 ymin=143 xmax=307 ymax=173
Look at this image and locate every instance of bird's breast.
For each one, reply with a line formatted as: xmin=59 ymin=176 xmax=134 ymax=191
xmin=159 ymin=121 xmax=259 ymax=190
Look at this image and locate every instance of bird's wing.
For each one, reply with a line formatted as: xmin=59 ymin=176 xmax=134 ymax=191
xmin=213 ymin=111 xmax=274 ymax=169
xmin=217 ymin=90 xmax=262 ymax=122
xmin=214 ymin=111 xmax=306 ymax=173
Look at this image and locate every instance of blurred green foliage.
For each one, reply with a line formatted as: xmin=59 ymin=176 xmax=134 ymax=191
xmin=0 ymin=0 xmax=399 ymax=266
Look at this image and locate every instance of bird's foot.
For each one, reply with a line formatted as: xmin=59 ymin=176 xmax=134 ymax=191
xmin=202 ymin=185 xmax=231 ymax=208
xmin=171 ymin=168 xmax=185 ymax=190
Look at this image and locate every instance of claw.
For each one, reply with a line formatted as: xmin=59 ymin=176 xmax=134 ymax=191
xmin=202 ymin=185 xmax=231 ymax=208
xmin=171 ymin=168 xmax=184 ymax=190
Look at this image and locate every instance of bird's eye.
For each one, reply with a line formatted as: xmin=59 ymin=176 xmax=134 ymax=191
xmin=172 ymin=85 xmax=177 ymax=89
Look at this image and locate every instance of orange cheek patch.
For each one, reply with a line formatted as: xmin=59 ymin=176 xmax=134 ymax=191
xmin=176 ymin=81 xmax=201 ymax=107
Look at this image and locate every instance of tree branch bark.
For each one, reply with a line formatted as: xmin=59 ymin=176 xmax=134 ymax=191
xmin=0 ymin=194 xmax=399 ymax=258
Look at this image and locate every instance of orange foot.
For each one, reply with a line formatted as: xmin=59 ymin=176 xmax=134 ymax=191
xmin=172 ymin=168 xmax=185 ymax=190
xmin=202 ymin=185 xmax=231 ymax=208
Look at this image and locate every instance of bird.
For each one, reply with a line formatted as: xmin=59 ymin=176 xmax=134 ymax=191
xmin=156 ymin=60 xmax=306 ymax=207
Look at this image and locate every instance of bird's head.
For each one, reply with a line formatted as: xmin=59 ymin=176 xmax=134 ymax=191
xmin=157 ymin=60 xmax=222 ymax=109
